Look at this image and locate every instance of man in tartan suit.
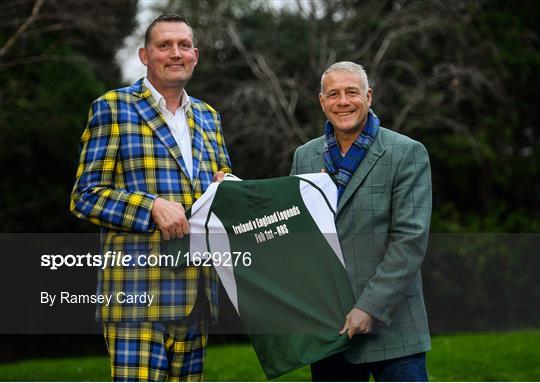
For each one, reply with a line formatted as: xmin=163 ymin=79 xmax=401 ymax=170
xmin=291 ymin=62 xmax=432 ymax=381
xmin=70 ymin=15 xmax=231 ymax=381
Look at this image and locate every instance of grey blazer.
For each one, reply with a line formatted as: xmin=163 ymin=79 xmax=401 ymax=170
xmin=291 ymin=127 xmax=432 ymax=363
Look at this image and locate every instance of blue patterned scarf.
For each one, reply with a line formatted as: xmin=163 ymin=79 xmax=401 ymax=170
xmin=323 ymin=109 xmax=380 ymax=200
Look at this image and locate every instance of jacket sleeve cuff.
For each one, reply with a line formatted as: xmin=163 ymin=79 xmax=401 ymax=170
xmin=129 ymin=191 xmax=158 ymax=232
xmin=355 ymin=298 xmax=393 ymax=327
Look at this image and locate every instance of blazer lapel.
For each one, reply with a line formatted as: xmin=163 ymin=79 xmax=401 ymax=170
xmin=132 ymin=82 xmax=191 ymax=179
xmin=336 ymin=131 xmax=386 ymax=216
xmin=186 ymin=103 xmax=204 ymax=187
xmin=311 ymin=142 xmax=327 ymax=174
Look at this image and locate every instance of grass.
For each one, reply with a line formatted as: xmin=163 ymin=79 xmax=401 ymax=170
xmin=0 ymin=330 xmax=538 ymax=381
xmin=427 ymin=330 xmax=540 ymax=381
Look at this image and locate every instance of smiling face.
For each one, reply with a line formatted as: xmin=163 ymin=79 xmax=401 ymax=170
xmin=319 ymin=71 xmax=372 ymax=137
xmin=138 ymin=21 xmax=198 ymax=93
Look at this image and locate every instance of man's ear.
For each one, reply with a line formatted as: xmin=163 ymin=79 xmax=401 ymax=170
xmin=193 ymin=47 xmax=199 ymax=66
xmin=319 ymin=93 xmax=325 ymax=111
xmin=138 ymin=47 xmax=148 ymax=66
xmin=366 ymin=88 xmax=373 ymax=107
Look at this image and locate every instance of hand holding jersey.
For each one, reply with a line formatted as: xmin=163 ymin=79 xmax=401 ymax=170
xmin=151 ymin=171 xmax=225 ymax=240
xmin=151 ymin=198 xmax=190 ymax=240
xmin=339 ymin=308 xmax=375 ymax=339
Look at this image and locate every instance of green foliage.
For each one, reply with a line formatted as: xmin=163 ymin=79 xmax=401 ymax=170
xmin=0 ymin=50 xmax=106 ymax=231
xmin=0 ymin=0 xmax=137 ymax=231
xmin=427 ymin=0 xmax=540 ymax=233
xmin=424 ymin=234 xmax=540 ymax=331
xmin=0 ymin=331 xmax=539 ymax=381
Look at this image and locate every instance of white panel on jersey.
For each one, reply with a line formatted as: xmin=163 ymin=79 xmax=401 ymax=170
xmin=188 ymin=174 xmax=241 ymax=311
xmin=294 ymin=173 xmax=338 ymax=211
xmin=188 ymin=181 xmax=220 ymax=261
xmin=188 ymin=174 xmax=242 ymax=258
xmin=206 ymin=212 xmax=240 ymax=312
xmin=295 ymin=173 xmax=346 ymax=267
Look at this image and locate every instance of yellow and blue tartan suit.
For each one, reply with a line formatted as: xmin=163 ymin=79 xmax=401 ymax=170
xmin=70 ymin=78 xmax=231 ymax=323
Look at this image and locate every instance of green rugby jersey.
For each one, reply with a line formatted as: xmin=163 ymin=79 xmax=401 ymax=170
xmin=180 ymin=173 xmax=355 ymax=378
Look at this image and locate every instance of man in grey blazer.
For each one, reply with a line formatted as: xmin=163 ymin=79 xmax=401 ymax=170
xmin=291 ymin=61 xmax=432 ymax=381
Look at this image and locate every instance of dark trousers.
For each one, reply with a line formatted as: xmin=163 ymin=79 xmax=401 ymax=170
xmin=311 ymin=352 xmax=428 ymax=382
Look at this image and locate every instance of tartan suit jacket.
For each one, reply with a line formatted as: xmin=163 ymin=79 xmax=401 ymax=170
xmin=291 ymin=126 xmax=432 ymax=363
xmin=70 ymin=79 xmax=231 ymax=322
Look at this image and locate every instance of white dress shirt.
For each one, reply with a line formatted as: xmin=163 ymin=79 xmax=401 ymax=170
xmin=143 ymin=77 xmax=193 ymax=180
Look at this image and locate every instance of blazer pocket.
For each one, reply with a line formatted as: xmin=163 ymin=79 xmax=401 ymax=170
xmin=369 ymin=184 xmax=386 ymax=194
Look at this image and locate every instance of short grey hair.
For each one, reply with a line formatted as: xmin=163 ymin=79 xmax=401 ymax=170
xmin=144 ymin=14 xmax=195 ymax=47
xmin=320 ymin=61 xmax=369 ymax=94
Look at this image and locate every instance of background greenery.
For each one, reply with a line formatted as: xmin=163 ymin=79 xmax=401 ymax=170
xmin=0 ymin=331 xmax=539 ymax=381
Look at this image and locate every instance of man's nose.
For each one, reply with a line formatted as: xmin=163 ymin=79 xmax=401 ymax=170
xmin=170 ymin=45 xmax=181 ymax=58
xmin=337 ymin=92 xmax=350 ymax=105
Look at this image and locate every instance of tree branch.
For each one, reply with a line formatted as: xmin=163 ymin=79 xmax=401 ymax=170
xmin=0 ymin=54 xmax=85 ymax=71
xmin=226 ymin=22 xmax=309 ymax=142
xmin=0 ymin=0 xmax=45 ymax=60
xmin=371 ymin=18 xmax=436 ymax=76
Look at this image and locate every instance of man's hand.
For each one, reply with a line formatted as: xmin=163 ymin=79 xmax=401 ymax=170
xmin=151 ymin=197 xmax=189 ymax=240
xmin=339 ymin=308 xmax=375 ymax=339
xmin=213 ymin=171 xmax=225 ymax=182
